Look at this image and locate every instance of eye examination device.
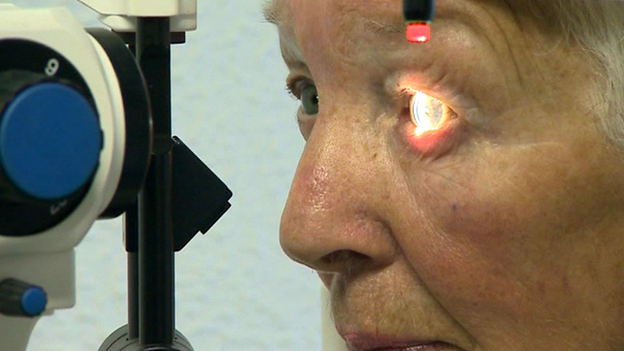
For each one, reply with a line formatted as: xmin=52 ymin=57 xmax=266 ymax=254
xmin=0 ymin=1 xmax=232 ymax=350
xmin=403 ymin=0 xmax=435 ymax=43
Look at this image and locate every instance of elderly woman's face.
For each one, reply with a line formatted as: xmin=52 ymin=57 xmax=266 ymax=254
xmin=274 ymin=0 xmax=624 ymax=350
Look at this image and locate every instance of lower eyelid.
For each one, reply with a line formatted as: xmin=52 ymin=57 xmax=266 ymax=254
xmin=297 ymin=108 xmax=317 ymax=137
xmin=401 ymin=116 xmax=463 ymax=157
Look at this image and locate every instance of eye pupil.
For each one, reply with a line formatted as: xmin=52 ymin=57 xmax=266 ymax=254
xmin=301 ymin=85 xmax=319 ymax=115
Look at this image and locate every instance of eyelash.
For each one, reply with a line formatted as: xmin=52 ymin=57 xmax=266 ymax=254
xmin=286 ymin=77 xmax=312 ymax=100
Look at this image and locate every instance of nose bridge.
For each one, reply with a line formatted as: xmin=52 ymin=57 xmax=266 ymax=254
xmin=302 ymin=94 xmax=387 ymax=203
xmin=295 ymin=99 xmax=386 ymax=222
xmin=292 ymin=120 xmax=367 ymax=219
xmin=280 ymin=103 xmax=397 ymax=272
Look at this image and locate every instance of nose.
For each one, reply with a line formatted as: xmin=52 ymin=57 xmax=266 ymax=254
xmin=280 ymin=114 xmax=399 ymax=276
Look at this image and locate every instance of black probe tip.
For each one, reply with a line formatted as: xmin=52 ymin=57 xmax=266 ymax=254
xmin=403 ymin=0 xmax=435 ymax=23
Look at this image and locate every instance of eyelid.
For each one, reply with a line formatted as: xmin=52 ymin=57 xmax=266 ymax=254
xmin=394 ymin=86 xmax=418 ymax=101
xmin=388 ymin=86 xmax=419 ymax=109
xmin=286 ymin=76 xmax=315 ymax=100
xmin=393 ymin=86 xmax=450 ymax=115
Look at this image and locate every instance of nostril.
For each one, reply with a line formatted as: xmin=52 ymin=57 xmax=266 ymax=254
xmin=319 ymin=249 xmax=372 ymax=274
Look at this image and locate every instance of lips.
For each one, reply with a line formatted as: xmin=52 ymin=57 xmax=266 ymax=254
xmin=342 ymin=333 xmax=456 ymax=351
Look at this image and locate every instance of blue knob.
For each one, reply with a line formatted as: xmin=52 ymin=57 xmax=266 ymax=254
xmin=20 ymin=285 xmax=48 ymax=317
xmin=0 ymin=278 xmax=48 ymax=317
xmin=0 ymin=82 xmax=102 ymax=200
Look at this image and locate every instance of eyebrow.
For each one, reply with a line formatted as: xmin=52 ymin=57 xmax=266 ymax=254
xmin=361 ymin=17 xmax=404 ymax=34
xmin=262 ymin=0 xmax=282 ymax=26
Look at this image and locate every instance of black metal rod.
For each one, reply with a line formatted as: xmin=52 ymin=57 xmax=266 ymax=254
xmin=137 ymin=17 xmax=172 ymax=154
xmin=125 ymin=31 xmax=139 ymax=344
xmin=123 ymin=199 xmax=139 ymax=340
xmin=127 ymin=252 xmax=138 ymax=340
xmin=136 ymin=17 xmax=174 ymax=346
xmin=138 ymin=155 xmax=174 ymax=345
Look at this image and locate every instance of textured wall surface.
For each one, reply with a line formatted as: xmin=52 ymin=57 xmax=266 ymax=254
xmin=8 ymin=1 xmax=322 ymax=350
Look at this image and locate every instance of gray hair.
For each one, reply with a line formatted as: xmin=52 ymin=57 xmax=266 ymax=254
xmin=542 ymin=0 xmax=624 ymax=148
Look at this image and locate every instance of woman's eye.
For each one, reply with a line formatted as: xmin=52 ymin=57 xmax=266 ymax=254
xmin=300 ymin=84 xmax=319 ymax=115
xmin=410 ymin=91 xmax=455 ymax=134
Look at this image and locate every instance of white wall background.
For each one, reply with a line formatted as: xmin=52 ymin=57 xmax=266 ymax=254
xmin=8 ymin=1 xmax=322 ymax=350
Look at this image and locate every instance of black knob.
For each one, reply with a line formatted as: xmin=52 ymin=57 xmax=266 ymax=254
xmin=0 ymin=278 xmax=48 ymax=317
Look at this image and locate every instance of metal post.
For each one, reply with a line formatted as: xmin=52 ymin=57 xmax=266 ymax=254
xmin=135 ymin=17 xmax=174 ymax=347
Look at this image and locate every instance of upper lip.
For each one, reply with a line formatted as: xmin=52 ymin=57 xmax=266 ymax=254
xmin=342 ymin=332 xmax=454 ymax=351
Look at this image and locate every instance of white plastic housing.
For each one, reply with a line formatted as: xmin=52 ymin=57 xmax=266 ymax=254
xmin=0 ymin=6 xmax=125 ymax=263
xmin=78 ymin=0 xmax=197 ymax=32
xmin=0 ymin=6 xmax=127 ymax=350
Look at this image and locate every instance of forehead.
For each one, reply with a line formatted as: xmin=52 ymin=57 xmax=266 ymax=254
xmin=265 ymin=0 xmax=550 ymax=31
xmin=267 ymin=0 xmax=413 ymax=83
xmin=265 ymin=0 xmax=405 ymax=33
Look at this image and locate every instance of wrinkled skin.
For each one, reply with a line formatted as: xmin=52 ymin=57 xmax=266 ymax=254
xmin=272 ymin=0 xmax=624 ymax=350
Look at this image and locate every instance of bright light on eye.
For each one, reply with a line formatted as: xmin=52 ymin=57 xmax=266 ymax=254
xmin=410 ymin=91 xmax=445 ymax=134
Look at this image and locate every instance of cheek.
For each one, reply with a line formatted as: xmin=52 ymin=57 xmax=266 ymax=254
xmin=394 ymin=142 xmax=624 ymax=341
xmin=391 ymin=162 xmax=547 ymax=340
xmin=400 ymin=165 xmax=518 ymax=270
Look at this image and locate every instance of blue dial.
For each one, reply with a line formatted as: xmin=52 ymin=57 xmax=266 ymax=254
xmin=0 ymin=82 xmax=102 ymax=200
xmin=20 ymin=285 xmax=48 ymax=317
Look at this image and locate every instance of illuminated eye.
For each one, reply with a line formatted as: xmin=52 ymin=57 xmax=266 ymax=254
xmin=410 ymin=91 xmax=446 ymax=134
